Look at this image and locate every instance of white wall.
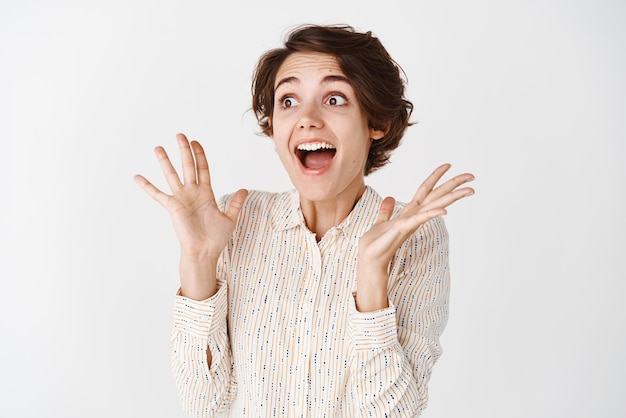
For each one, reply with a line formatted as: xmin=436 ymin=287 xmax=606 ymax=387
xmin=1 ymin=0 xmax=624 ymax=417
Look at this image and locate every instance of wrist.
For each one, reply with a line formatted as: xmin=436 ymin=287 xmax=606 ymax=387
xmin=179 ymin=251 xmax=219 ymax=301
xmin=355 ymin=264 xmax=389 ymax=312
xmin=179 ymin=246 xmax=221 ymax=261
xmin=179 ymin=282 xmax=217 ymax=301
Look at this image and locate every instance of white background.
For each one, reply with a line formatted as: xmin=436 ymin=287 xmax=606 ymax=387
xmin=1 ymin=0 xmax=624 ymax=417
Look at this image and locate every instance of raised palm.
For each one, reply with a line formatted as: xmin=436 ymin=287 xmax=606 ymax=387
xmin=134 ymin=133 xmax=248 ymax=259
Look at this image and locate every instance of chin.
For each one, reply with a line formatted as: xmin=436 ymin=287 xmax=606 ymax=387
xmin=293 ymin=183 xmax=334 ymax=202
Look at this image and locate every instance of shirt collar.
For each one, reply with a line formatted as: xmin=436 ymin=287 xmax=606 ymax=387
xmin=339 ymin=186 xmax=383 ymax=240
xmin=270 ymin=186 xmax=383 ymax=239
xmin=270 ymin=188 xmax=305 ymax=231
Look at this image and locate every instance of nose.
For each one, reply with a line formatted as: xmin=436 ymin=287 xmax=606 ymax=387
xmin=298 ymin=101 xmax=323 ymax=129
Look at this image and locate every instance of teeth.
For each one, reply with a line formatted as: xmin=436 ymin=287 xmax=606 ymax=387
xmin=297 ymin=142 xmax=336 ymax=152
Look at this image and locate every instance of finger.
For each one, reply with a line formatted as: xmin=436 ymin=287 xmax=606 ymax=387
xmin=387 ymin=207 xmax=448 ymax=242
xmin=177 ymin=133 xmax=197 ymax=185
xmin=224 ymin=188 xmax=249 ymax=223
xmin=414 ymin=207 xmax=448 ymax=226
xmin=191 ymin=140 xmax=211 ymax=185
xmin=133 ymin=174 xmax=171 ymax=207
xmin=420 ymin=186 xmax=475 ymax=212
xmin=421 ymin=172 xmax=475 ymax=206
xmin=375 ymin=197 xmax=395 ymax=224
xmin=412 ymin=163 xmax=451 ymax=204
xmin=155 ymin=146 xmax=183 ymax=191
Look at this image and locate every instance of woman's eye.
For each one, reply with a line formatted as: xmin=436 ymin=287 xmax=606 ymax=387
xmin=281 ymin=96 xmax=299 ymax=108
xmin=327 ymin=94 xmax=347 ymax=106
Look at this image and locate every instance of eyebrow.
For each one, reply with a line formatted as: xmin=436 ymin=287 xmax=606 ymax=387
xmin=274 ymin=74 xmax=350 ymax=91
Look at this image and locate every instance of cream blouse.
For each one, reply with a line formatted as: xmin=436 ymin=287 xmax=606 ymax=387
xmin=172 ymin=186 xmax=450 ymax=417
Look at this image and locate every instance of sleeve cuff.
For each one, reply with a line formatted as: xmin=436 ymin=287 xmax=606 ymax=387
xmin=173 ymin=285 xmax=228 ymax=340
xmin=349 ymin=297 xmax=400 ymax=351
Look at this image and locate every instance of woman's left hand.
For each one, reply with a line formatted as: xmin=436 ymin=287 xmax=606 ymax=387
xmin=355 ymin=164 xmax=474 ymax=311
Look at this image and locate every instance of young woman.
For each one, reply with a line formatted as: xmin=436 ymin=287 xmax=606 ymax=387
xmin=135 ymin=24 xmax=475 ymax=417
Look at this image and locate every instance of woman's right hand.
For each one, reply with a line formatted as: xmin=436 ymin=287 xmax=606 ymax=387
xmin=134 ymin=133 xmax=248 ymax=299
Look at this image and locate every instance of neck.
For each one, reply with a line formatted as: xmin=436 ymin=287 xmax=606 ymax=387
xmin=300 ymin=184 xmax=366 ymax=241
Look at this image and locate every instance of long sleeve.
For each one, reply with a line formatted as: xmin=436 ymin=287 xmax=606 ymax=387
xmin=346 ymin=216 xmax=450 ymax=417
xmin=171 ymin=195 xmax=238 ymax=417
xmin=171 ymin=284 xmax=235 ymax=416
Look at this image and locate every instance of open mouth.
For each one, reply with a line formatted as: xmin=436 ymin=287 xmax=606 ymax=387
xmin=296 ymin=142 xmax=336 ymax=170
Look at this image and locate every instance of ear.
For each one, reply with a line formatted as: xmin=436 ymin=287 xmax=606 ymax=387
xmin=369 ymin=126 xmax=387 ymax=141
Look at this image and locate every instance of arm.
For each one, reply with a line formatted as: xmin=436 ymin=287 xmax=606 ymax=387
xmin=349 ymin=164 xmax=473 ymax=416
xmin=171 ymin=196 xmax=239 ymax=416
xmin=134 ymin=133 xmax=247 ymax=416
xmin=348 ymin=218 xmax=450 ymax=416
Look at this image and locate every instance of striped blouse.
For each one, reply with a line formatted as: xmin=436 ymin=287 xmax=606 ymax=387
xmin=172 ymin=186 xmax=450 ymax=417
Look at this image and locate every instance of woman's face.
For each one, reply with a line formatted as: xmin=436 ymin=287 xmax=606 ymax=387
xmin=270 ymin=52 xmax=384 ymax=205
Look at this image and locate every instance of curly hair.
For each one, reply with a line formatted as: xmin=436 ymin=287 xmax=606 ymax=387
xmin=251 ymin=24 xmax=414 ymax=175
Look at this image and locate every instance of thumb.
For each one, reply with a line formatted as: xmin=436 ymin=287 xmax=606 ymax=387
xmin=225 ymin=189 xmax=249 ymax=222
xmin=375 ymin=196 xmax=395 ymax=224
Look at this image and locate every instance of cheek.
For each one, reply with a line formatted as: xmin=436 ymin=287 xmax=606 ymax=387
xmin=271 ymin=137 xmax=290 ymax=159
xmin=269 ymin=116 xmax=286 ymax=137
xmin=271 ymin=125 xmax=294 ymax=151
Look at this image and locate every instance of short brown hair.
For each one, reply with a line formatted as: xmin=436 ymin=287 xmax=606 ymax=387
xmin=251 ymin=24 xmax=414 ymax=175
